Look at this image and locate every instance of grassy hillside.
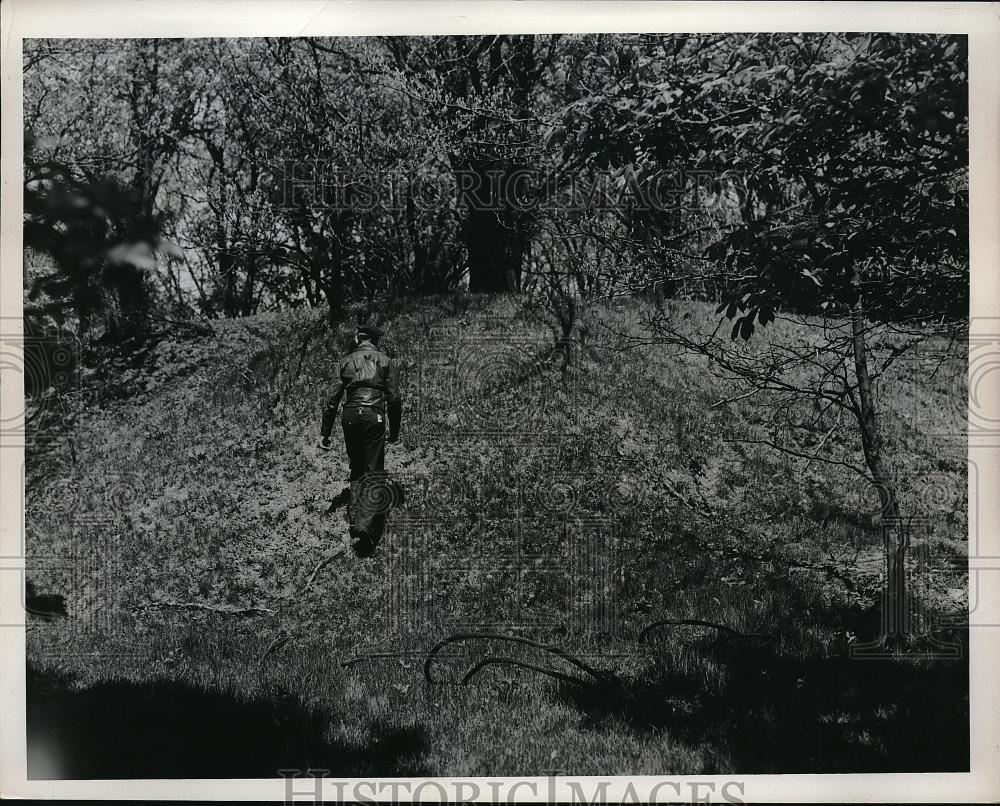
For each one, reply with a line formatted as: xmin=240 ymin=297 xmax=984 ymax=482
xmin=25 ymin=294 xmax=968 ymax=776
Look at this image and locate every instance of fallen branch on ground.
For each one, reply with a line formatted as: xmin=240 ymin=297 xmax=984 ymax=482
xmin=133 ymin=601 xmax=274 ymax=616
xmin=424 ymin=631 xmax=611 ymax=686
xmin=461 ymin=656 xmax=594 ymax=687
xmin=258 ymin=629 xmax=293 ymax=663
xmin=302 ymin=545 xmax=348 ymax=591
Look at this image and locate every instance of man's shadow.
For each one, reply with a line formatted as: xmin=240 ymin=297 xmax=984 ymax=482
xmin=328 ymin=476 xmax=405 ymax=555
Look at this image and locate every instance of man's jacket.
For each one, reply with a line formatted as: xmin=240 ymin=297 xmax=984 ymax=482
xmin=320 ymin=340 xmax=402 ymax=439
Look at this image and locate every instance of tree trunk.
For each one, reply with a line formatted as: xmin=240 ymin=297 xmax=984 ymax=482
xmin=850 ymin=279 xmax=907 ymax=646
xmin=319 ymin=251 xmax=343 ymax=325
xmin=241 ymin=250 xmax=257 ymax=316
xmin=207 ymin=143 xmax=238 ymax=318
xmin=129 ymin=41 xmax=160 ymax=222
xmin=405 ymin=186 xmax=429 ymax=293
xmin=466 ymin=205 xmax=523 ymax=293
xmin=452 ymin=153 xmax=526 ymax=295
xmin=240 ymin=162 xmax=260 ymax=316
xmin=217 ymin=207 xmax=237 ymax=318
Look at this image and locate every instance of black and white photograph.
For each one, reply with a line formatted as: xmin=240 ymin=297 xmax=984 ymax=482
xmin=2 ymin=1 xmax=999 ymax=801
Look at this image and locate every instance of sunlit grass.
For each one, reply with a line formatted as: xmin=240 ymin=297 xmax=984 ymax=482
xmin=25 ymin=292 xmax=968 ymax=775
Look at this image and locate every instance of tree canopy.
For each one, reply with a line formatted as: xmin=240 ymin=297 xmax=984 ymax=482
xmin=23 ymin=34 xmax=968 ymax=337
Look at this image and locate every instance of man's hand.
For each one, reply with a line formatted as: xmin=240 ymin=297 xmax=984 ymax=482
xmin=319 ymin=436 xmax=333 ymax=451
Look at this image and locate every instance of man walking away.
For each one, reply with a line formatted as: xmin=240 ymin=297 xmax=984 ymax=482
xmin=319 ymin=324 xmax=402 ymax=557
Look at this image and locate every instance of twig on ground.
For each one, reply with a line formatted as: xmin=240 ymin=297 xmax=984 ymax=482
xmin=258 ymin=629 xmax=293 ymax=663
xmin=303 ymin=544 xmax=348 ymax=591
xmin=424 ymin=632 xmax=610 ymax=686
xmin=461 ymin=657 xmax=593 ymax=687
xmin=133 ymin=601 xmax=274 ymax=615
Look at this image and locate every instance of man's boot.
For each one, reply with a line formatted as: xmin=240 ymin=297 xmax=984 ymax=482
xmin=350 ymin=526 xmax=375 ymax=558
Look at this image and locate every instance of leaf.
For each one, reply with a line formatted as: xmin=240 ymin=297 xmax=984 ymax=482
xmin=731 ymin=320 xmax=742 ymax=341
xmin=801 ymin=269 xmax=822 ymax=286
xmin=740 ymin=318 xmax=755 ymax=340
xmin=156 ymin=238 xmax=186 ymax=259
xmin=105 ymin=241 xmax=156 ymax=270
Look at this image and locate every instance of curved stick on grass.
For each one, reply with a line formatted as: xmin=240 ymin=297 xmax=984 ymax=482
xmin=461 ymin=657 xmax=592 ymax=688
xmin=424 ymin=632 xmax=607 ymax=685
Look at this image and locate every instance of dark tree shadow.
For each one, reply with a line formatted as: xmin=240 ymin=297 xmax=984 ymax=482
xmin=559 ymin=628 xmax=969 ymax=774
xmin=27 ymin=663 xmax=429 ymax=779
xmin=25 ymin=579 xmax=68 ymax=620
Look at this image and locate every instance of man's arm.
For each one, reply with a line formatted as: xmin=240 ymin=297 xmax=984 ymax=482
xmin=320 ymin=365 xmax=346 ymax=442
xmin=385 ymin=359 xmax=402 ymax=441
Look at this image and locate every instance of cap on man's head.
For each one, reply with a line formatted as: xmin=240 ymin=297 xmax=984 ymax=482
xmin=355 ymin=324 xmax=383 ymax=342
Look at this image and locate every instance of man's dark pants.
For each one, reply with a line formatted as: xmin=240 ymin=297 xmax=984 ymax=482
xmin=341 ymin=405 xmax=388 ymax=541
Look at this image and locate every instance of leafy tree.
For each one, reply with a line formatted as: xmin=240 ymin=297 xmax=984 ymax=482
xmin=378 ymin=35 xmax=563 ymax=293
xmin=24 ymin=133 xmax=170 ymax=341
xmin=25 ymin=39 xmax=215 ymax=323
xmin=568 ymin=33 xmax=968 ymax=643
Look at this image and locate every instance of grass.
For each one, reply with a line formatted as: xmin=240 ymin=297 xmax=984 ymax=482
xmin=24 ymin=293 xmax=968 ymax=776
